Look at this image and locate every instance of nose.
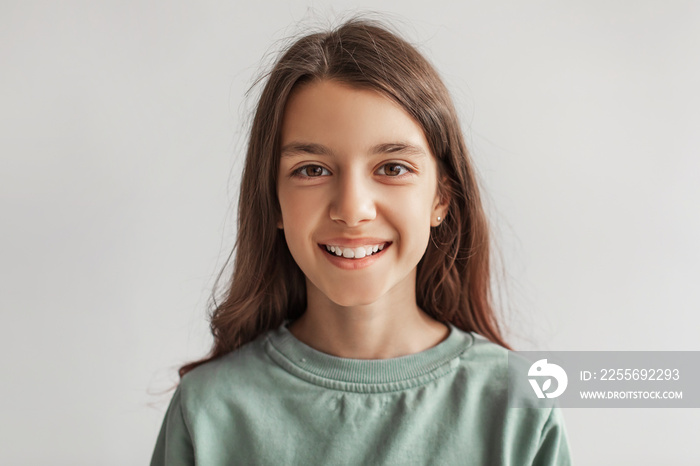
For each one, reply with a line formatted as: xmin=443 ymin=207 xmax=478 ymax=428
xmin=329 ymin=169 xmax=376 ymax=227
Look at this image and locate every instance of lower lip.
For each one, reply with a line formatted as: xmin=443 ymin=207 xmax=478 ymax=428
xmin=318 ymin=243 xmax=391 ymax=270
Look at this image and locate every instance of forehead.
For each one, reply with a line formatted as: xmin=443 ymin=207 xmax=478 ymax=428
xmin=280 ymin=80 xmax=433 ymax=158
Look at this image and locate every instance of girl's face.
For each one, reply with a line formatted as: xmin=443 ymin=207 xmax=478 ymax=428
xmin=277 ymin=79 xmax=448 ymax=308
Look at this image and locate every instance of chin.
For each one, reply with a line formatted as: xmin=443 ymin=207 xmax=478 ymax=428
xmin=323 ymin=288 xmax=384 ymax=308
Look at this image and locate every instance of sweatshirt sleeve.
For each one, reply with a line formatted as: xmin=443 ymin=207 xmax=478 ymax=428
xmin=150 ymin=387 xmax=195 ymax=466
xmin=531 ymin=407 xmax=573 ymax=466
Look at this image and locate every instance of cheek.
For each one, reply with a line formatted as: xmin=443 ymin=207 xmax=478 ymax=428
xmin=278 ymin=185 xmax=301 ymax=222
xmin=390 ymin=185 xmax=436 ymax=219
xmin=388 ymin=187 xmax=436 ymax=249
xmin=278 ymin=188 xmax=325 ymax=240
xmin=389 ymin=201 xmax=432 ymax=245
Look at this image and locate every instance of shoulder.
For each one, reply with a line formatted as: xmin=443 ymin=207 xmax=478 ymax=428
xmin=452 ymin=330 xmax=558 ymax=426
xmin=177 ymin=331 xmax=274 ymax=409
xmin=456 ymin=331 xmax=544 ymax=403
xmin=455 ymin=331 xmax=511 ymax=383
xmin=455 ymin=332 xmax=573 ymax=464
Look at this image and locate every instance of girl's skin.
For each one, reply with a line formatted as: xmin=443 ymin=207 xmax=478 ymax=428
xmin=277 ymin=79 xmax=450 ymax=360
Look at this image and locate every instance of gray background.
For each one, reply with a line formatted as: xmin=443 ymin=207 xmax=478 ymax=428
xmin=1 ymin=1 xmax=698 ymax=464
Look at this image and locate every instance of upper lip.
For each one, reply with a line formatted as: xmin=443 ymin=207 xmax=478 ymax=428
xmin=318 ymin=237 xmax=392 ymax=247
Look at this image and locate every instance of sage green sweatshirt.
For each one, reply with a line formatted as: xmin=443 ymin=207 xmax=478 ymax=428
xmin=151 ymin=322 xmax=572 ymax=465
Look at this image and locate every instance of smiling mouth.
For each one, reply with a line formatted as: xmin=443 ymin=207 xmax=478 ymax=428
xmin=318 ymin=242 xmax=391 ymax=259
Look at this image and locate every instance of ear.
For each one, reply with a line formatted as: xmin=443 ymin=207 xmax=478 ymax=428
xmin=430 ymin=179 xmax=450 ymax=227
xmin=277 ymin=219 xmax=284 ymax=229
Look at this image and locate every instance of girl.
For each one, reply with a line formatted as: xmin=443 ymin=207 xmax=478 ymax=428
xmin=152 ymin=18 xmax=572 ymax=465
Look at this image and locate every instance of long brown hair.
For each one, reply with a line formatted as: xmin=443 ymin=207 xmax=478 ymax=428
xmin=180 ymin=17 xmax=509 ymax=377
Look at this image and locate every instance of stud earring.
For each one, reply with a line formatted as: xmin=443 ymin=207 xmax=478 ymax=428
xmin=437 ymin=216 xmax=442 ymax=222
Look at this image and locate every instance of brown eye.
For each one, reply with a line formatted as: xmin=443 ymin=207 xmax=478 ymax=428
xmin=305 ymin=166 xmax=323 ymax=177
xmin=380 ymin=163 xmax=409 ymax=176
xmin=294 ymin=165 xmax=330 ymax=178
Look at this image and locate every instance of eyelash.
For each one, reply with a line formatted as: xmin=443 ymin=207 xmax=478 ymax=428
xmin=291 ymin=163 xmax=414 ymax=179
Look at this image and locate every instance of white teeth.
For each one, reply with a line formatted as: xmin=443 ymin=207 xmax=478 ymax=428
xmin=323 ymin=243 xmax=388 ymax=259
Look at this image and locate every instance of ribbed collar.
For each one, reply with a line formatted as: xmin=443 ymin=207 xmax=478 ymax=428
xmin=264 ymin=321 xmax=474 ymax=393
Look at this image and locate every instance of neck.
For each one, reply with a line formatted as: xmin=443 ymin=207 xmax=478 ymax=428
xmin=288 ymin=278 xmax=449 ymax=360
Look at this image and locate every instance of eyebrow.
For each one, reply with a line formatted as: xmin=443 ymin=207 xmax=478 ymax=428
xmin=280 ymin=141 xmax=428 ymax=159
